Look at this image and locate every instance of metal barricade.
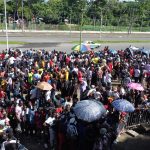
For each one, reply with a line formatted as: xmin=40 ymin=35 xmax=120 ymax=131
xmin=125 ymin=108 xmax=150 ymax=129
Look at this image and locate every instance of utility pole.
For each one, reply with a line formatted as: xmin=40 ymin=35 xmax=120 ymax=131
xmin=79 ymin=10 xmax=84 ymax=52
xmin=100 ymin=8 xmax=103 ymax=41
xmin=4 ymin=0 xmax=9 ymax=51
xmin=70 ymin=8 xmax=72 ymax=38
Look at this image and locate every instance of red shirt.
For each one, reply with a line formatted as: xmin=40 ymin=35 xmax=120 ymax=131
xmin=108 ymin=62 xmax=113 ymax=73
xmin=0 ymin=90 xmax=5 ymax=99
xmin=66 ymin=57 xmax=70 ymax=65
xmin=49 ymin=60 xmax=54 ymax=67
xmin=129 ymin=68 xmax=134 ymax=77
xmin=56 ymin=107 xmax=63 ymax=113
xmin=78 ymin=71 xmax=82 ymax=80
xmin=43 ymin=74 xmax=50 ymax=82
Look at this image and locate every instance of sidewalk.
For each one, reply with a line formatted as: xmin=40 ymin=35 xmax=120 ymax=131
xmin=0 ymin=30 xmax=150 ymax=34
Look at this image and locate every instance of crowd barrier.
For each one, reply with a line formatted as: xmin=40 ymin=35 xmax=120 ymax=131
xmin=125 ymin=108 xmax=150 ymax=129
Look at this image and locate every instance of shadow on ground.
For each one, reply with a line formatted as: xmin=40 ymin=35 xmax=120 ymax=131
xmin=114 ymin=127 xmax=150 ymax=150
xmin=17 ymin=42 xmax=60 ymax=49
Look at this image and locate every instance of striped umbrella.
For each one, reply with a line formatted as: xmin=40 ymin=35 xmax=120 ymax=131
xmin=72 ymin=44 xmax=91 ymax=52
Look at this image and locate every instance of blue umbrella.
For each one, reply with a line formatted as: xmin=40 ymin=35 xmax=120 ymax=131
xmin=73 ymin=100 xmax=106 ymax=122
xmin=112 ymin=99 xmax=135 ymax=112
xmin=33 ymin=73 xmax=41 ymax=80
xmin=109 ymin=49 xmax=117 ymax=54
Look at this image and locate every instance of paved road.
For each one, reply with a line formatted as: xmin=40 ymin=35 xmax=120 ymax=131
xmin=0 ymin=32 xmax=150 ymax=43
xmin=0 ymin=32 xmax=150 ymax=52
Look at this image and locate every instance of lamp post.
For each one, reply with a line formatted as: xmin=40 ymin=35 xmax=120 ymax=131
xmin=4 ymin=0 xmax=9 ymax=51
xmin=69 ymin=7 xmax=72 ymax=38
xmin=79 ymin=9 xmax=84 ymax=52
xmin=100 ymin=8 xmax=103 ymax=41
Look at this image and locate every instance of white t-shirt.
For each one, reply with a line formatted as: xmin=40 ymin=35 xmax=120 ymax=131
xmin=63 ymin=101 xmax=73 ymax=107
xmin=120 ymin=87 xmax=126 ymax=95
xmin=81 ymin=81 xmax=87 ymax=92
xmin=104 ymin=73 xmax=112 ymax=83
xmin=45 ymin=117 xmax=55 ymax=126
xmin=134 ymin=69 xmax=140 ymax=77
xmin=8 ymin=57 xmax=16 ymax=65
xmin=45 ymin=90 xmax=51 ymax=101
xmin=8 ymin=77 xmax=12 ymax=85
xmin=73 ymin=67 xmax=78 ymax=73
xmin=15 ymin=105 xmax=22 ymax=119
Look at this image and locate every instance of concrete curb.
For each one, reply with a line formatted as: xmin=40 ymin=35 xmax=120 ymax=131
xmin=0 ymin=30 xmax=150 ymax=34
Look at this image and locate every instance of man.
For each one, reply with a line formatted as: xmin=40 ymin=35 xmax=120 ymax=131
xmin=15 ymin=100 xmax=23 ymax=132
xmin=44 ymin=111 xmax=56 ymax=149
xmin=134 ymin=67 xmax=141 ymax=83
xmin=80 ymin=79 xmax=87 ymax=99
xmin=1 ymin=128 xmax=27 ymax=150
xmin=1 ymin=128 xmax=17 ymax=150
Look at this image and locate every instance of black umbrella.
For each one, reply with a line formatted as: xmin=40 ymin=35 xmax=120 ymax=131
xmin=73 ymin=100 xmax=106 ymax=123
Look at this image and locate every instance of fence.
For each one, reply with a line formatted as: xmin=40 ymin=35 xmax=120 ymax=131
xmin=0 ymin=22 xmax=150 ymax=32
xmin=126 ymin=108 xmax=150 ymax=129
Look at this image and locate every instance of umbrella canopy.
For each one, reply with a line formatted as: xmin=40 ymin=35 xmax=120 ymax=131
xmin=36 ymin=82 xmax=52 ymax=91
xmin=127 ymin=82 xmax=144 ymax=91
xmin=140 ymin=48 xmax=150 ymax=56
xmin=112 ymin=99 xmax=135 ymax=112
xmin=109 ymin=49 xmax=117 ymax=54
xmin=33 ymin=73 xmax=41 ymax=80
xmin=72 ymin=44 xmax=91 ymax=52
xmin=129 ymin=45 xmax=140 ymax=51
xmin=73 ymin=100 xmax=106 ymax=122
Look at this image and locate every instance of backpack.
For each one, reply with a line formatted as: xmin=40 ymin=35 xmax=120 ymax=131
xmin=66 ymin=117 xmax=78 ymax=139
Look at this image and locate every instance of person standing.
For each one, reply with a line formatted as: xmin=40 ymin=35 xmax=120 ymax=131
xmin=134 ymin=67 xmax=141 ymax=83
xmin=15 ymin=100 xmax=23 ymax=133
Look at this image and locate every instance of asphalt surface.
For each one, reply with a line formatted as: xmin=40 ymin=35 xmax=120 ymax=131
xmin=0 ymin=32 xmax=150 ymax=52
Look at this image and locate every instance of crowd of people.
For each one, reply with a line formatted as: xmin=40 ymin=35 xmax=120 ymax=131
xmin=0 ymin=46 xmax=149 ymax=150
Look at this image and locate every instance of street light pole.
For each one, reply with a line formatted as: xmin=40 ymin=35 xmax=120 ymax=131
xmin=80 ymin=10 xmax=84 ymax=52
xmin=22 ymin=0 xmax=24 ymax=32
xmin=100 ymin=8 xmax=103 ymax=41
xmin=4 ymin=0 xmax=9 ymax=51
xmin=70 ymin=8 xmax=72 ymax=38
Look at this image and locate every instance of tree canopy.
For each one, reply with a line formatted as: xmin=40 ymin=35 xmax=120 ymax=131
xmin=0 ymin=0 xmax=149 ymax=27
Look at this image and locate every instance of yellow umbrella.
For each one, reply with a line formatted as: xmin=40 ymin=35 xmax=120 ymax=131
xmin=36 ymin=82 xmax=52 ymax=91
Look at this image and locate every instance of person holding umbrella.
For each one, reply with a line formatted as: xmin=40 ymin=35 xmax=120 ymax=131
xmin=111 ymin=99 xmax=135 ymax=140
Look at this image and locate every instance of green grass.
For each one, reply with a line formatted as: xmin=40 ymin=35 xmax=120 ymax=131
xmin=0 ymin=41 xmax=28 ymax=45
xmin=71 ymin=40 xmax=150 ymax=44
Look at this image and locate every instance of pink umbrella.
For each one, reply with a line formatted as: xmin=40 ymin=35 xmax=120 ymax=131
xmin=127 ymin=82 xmax=144 ymax=91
